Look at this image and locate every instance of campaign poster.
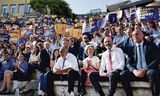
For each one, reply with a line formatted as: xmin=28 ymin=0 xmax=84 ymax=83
xmin=0 ymin=29 xmax=8 ymax=35
xmin=9 ymin=29 xmax=21 ymax=42
xmin=23 ymin=29 xmax=33 ymax=36
xmin=44 ymin=29 xmax=55 ymax=38
xmin=35 ymin=28 xmax=44 ymax=35
xmin=54 ymin=23 xmax=66 ymax=34
xmin=0 ymin=35 xmax=9 ymax=42
xmin=136 ymin=6 xmax=157 ymax=21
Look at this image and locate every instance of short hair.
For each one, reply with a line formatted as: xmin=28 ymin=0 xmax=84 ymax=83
xmin=62 ymin=37 xmax=69 ymax=42
xmin=84 ymin=45 xmax=94 ymax=55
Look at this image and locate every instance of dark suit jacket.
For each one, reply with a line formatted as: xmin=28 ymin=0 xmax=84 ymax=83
xmin=127 ymin=40 xmax=160 ymax=72
xmin=40 ymin=48 xmax=50 ymax=72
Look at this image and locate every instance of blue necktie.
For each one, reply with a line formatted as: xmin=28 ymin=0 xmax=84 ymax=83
xmin=137 ymin=45 xmax=142 ymax=69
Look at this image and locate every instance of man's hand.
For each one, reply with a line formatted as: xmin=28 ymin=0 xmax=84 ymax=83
xmin=53 ymin=69 xmax=64 ymax=74
xmin=133 ymin=69 xmax=147 ymax=78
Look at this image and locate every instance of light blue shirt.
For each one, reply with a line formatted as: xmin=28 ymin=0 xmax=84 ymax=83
xmin=136 ymin=41 xmax=147 ymax=69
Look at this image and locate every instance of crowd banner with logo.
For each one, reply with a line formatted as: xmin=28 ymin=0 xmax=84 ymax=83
xmin=0 ymin=29 xmax=8 ymax=35
xmin=23 ymin=29 xmax=33 ymax=36
xmin=35 ymin=28 xmax=44 ymax=35
xmin=82 ymin=20 xmax=91 ymax=33
xmin=108 ymin=13 xmax=117 ymax=23
xmin=44 ymin=29 xmax=55 ymax=38
xmin=67 ymin=25 xmax=82 ymax=38
xmin=9 ymin=29 xmax=21 ymax=42
xmin=136 ymin=6 xmax=157 ymax=21
xmin=0 ymin=35 xmax=9 ymax=42
xmin=55 ymin=23 xmax=66 ymax=34
xmin=124 ymin=7 xmax=136 ymax=19
xmin=97 ymin=16 xmax=108 ymax=29
xmin=157 ymin=6 xmax=160 ymax=22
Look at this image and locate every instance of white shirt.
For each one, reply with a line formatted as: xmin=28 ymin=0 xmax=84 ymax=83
xmin=53 ymin=53 xmax=79 ymax=72
xmin=100 ymin=46 xmax=125 ymax=76
xmin=83 ymin=56 xmax=100 ymax=69
xmin=29 ymin=53 xmax=40 ymax=63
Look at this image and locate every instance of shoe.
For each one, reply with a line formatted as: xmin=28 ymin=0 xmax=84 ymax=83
xmin=1 ymin=91 xmax=12 ymax=95
xmin=69 ymin=91 xmax=75 ymax=96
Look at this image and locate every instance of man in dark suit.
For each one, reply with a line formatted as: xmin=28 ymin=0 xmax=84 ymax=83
xmin=121 ymin=30 xmax=160 ymax=96
xmin=39 ymin=42 xmax=51 ymax=73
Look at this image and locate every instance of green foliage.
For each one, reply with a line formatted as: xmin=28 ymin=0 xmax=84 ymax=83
xmin=30 ymin=0 xmax=72 ymax=17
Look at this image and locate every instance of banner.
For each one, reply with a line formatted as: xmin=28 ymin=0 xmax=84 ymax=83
xmin=157 ymin=6 xmax=160 ymax=22
xmin=0 ymin=29 xmax=8 ymax=35
xmin=136 ymin=6 xmax=157 ymax=21
xmin=23 ymin=29 xmax=33 ymax=36
xmin=108 ymin=13 xmax=117 ymax=23
xmin=44 ymin=29 xmax=54 ymax=38
xmin=9 ymin=29 xmax=21 ymax=42
xmin=54 ymin=24 xmax=66 ymax=34
xmin=67 ymin=26 xmax=82 ymax=38
xmin=0 ymin=35 xmax=9 ymax=42
xmin=82 ymin=20 xmax=91 ymax=33
xmin=35 ymin=28 xmax=44 ymax=35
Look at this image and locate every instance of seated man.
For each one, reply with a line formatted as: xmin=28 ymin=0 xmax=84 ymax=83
xmin=46 ymin=47 xmax=80 ymax=96
xmin=89 ymin=36 xmax=125 ymax=96
xmin=121 ymin=30 xmax=160 ymax=96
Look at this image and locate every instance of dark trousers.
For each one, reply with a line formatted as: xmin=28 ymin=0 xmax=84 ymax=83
xmin=46 ymin=69 xmax=80 ymax=96
xmin=120 ymin=69 xmax=160 ymax=96
xmin=89 ymin=70 xmax=121 ymax=96
xmin=80 ymin=70 xmax=88 ymax=93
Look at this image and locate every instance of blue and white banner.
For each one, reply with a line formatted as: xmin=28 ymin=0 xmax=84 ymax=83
xmin=44 ymin=29 xmax=55 ymax=38
xmin=24 ymin=29 xmax=33 ymax=36
xmin=82 ymin=20 xmax=91 ymax=33
xmin=0 ymin=29 xmax=8 ymax=35
xmin=108 ymin=13 xmax=117 ymax=23
xmin=0 ymin=35 xmax=9 ymax=42
xmin=136 ymin=6 xmax=157 ymax=21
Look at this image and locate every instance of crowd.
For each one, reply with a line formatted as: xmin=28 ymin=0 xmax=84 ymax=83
xmin=0 ymin=13 xmax=160 ymax=96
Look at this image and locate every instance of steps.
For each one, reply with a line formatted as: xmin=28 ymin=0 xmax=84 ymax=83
xmin=54 ymin=81 xmax=151 ymax=96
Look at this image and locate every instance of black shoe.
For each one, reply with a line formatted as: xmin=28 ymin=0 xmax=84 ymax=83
xmin=2 ymin=91 xmax=12 ymax=95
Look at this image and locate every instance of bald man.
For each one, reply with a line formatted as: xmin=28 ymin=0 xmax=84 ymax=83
xmin=89 ymin=36 xmax=125 ymax=96
xmin=121 ymin=30 xmax=160 ymax=96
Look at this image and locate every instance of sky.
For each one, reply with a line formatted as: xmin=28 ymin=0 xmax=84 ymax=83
xmin=64 ymin=0 xmax=128 ymax=14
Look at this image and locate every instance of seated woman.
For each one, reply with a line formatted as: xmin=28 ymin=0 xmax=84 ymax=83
xmin=80 ymin=45 xmax=100 ymax=96
xmin=0 ymin=49 xmax=13 ymax=81
xmin=28 ymin=45 xmax=40 ymax=70
xmin=0 ymin=53 xmax=28 ymax=95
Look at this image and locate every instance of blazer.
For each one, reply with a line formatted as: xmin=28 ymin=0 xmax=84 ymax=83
xmin=127 ymin=40 xmax=160 ymax=72
xmin=40 ymin=48 xmax=50 ymax=72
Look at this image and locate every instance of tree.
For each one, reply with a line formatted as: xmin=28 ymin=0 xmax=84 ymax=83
xmin=30 ymin=0 xmax=73 ymax=17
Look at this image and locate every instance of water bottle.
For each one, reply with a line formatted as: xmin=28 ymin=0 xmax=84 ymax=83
xmin=61 ymin=88 xmax=65 ymax=96
xmin=15 ymin=88 xmax=20 ymax=96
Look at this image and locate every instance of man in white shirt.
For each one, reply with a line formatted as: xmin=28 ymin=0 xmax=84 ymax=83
xmin=45 ymin=47 xmax=80 ymax=96
xmin=89 ymin=36 xmax=125 ymax=96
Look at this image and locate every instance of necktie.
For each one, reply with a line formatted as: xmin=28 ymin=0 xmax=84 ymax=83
xmin=137 ymin=45 xmax=142 ymax=69
xmin=107 ymin=49 xmax=112 ymax=72
xmin=62 ymin=58 xmax=66 ymax=70
xmin=60 ymin=58 xmax=66 ymax=81
xmin=47 ymin=49 xmax=51 ymax=55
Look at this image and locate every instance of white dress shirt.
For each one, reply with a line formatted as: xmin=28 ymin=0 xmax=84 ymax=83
xmin=99 ymin=46 xmax=125 ymax=76
xmin=53 ymin=53 xmax=79 ymax=72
